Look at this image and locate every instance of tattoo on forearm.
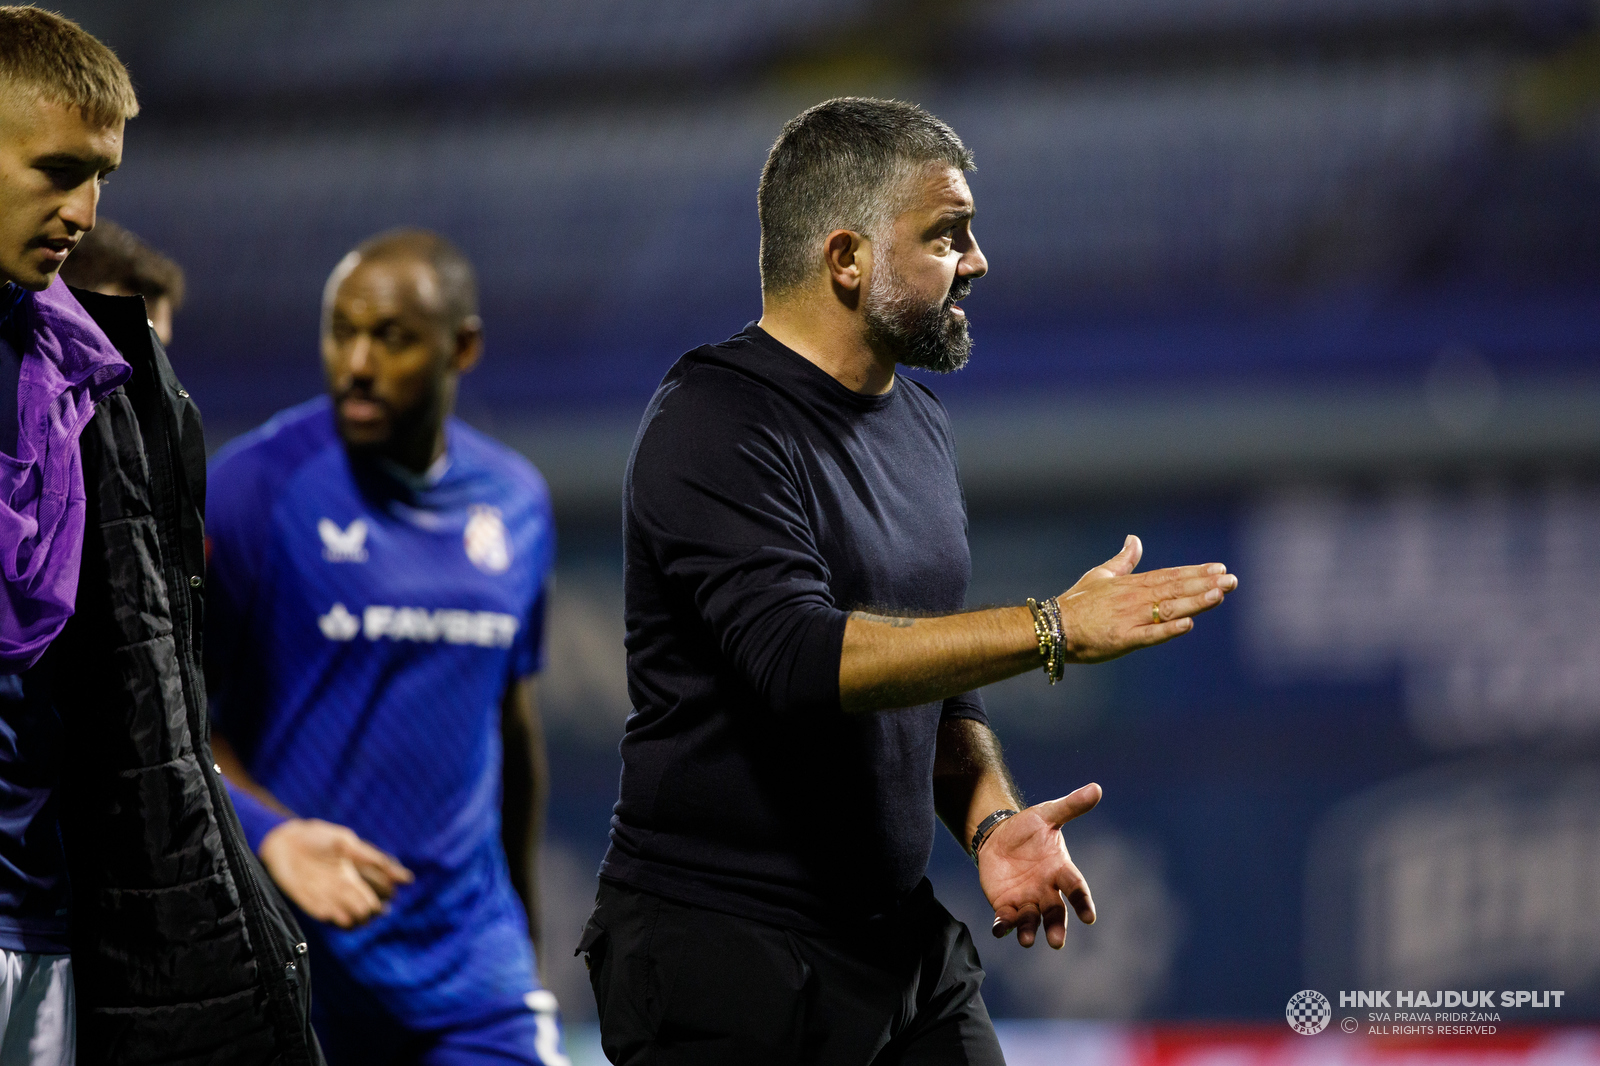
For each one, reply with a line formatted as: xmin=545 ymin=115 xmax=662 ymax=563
xmin=850 ymin=611 xmax=915 ymax=628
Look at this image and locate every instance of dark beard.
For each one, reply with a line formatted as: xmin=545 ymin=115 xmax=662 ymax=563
xmin=334 ymin=384 xmax=440 ymax=464
xmin=863 ymin=274 xmax=973 ymax=375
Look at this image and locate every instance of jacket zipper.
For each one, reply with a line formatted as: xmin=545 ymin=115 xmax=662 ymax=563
xmin=138 ymin=365 xmax=309 ymax=1064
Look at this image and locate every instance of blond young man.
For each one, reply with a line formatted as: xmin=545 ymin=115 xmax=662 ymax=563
xmin=0 ymin=9 xmax=322 ymax=1063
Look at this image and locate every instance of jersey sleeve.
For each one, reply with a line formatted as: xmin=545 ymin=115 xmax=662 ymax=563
xmin=225 ymin=779 xmax=289 ymax=854
xmin=204 ymin=443 xmax=277 ymax=727
xmin=509 ymin=474 xmax=555 ymax=679
xmin=513 ymin=580 xmax=548 ymax=679
xmin=627 ymin=373 xmax=848 ymax=719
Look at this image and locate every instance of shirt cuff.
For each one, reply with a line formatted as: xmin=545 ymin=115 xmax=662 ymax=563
xmin=940 ymin=690 xmax=988 ymax=727
xmin=226 ymin=779 xmax=290 ymax=854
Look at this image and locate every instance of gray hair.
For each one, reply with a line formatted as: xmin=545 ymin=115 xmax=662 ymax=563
xmin=757 ymin=97 xmax=974 ymax=296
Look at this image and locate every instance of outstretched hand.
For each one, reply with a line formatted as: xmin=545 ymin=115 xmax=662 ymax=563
xmin=1057 ymin=535 xmax=1236 ymax=664
xmin=979 ymin=783 xmax=1101 ymax=949
xmin=259 ymin=818 xmax=414 ymax=929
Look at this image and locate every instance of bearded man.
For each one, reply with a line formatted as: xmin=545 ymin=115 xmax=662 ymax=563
xmin=580 ymin=97 xmax=1239 ymax=1065
xmin=205 ymin=230 xmax=565 ymax=1066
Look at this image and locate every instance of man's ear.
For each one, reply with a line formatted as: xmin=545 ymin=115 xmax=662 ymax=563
xmin=451 ymin=316 xmax=483 ymax=373
xmin=822 ymin=229 xmax=869 ymax=293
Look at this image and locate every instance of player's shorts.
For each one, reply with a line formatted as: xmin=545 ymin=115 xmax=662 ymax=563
xmin=0 ymin=950 xmax=73 ymax=1066
xmin=315 ymin=989 xmax=569 ymax=1066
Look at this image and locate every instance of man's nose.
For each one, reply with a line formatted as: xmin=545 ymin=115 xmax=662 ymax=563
xmin=345 ymin=335 xmax=375 ymax=378
xmin=59 ymin=181 xmax=99 ymax=235
xmin=959 ymin=235 xmax=988 ymax=280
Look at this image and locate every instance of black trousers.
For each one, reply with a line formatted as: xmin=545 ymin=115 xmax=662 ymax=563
xmin=578 ymin=878 xmax=1006 ymax=1066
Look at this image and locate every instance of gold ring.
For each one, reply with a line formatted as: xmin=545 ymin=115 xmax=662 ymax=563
xmin=1152 ymin=603 xmax=1162 ymax=624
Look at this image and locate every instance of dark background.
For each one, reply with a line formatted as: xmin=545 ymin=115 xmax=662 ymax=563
xmin=49 ymin=0 xmax=1600 ymax=1024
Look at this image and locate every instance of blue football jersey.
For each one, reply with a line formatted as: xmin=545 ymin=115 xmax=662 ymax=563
xmin=205 ymin=396 xmax=555 ymax=1028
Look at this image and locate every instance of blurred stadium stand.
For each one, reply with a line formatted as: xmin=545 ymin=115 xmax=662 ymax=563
xmin=59 ymin=0 xmax=1600 ymax=509
xmin=52 ymin=0 xmax=1600 ymax=1039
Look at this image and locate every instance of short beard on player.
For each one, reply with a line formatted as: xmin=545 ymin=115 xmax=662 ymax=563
xmin=862 ymin=258 xmax=973 ymax=375
xmin=335 ymin=386 xmax=434 ymax=461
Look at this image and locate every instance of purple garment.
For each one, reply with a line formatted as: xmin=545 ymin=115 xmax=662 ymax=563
xmin=0 ymin=278 xmax=131 ymax=671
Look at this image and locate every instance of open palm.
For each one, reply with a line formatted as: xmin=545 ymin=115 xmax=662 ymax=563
xmin=978 ymin=783 xmax=1101 ymax=949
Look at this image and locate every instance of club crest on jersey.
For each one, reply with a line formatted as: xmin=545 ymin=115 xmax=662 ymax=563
xmin=464 ymin=506 xmax=511 ymax=574
xmin=319 ymin=518 xmax=369 ymax=563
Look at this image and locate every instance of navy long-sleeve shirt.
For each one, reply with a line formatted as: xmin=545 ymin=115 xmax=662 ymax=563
xmin=600 ymin=324 xmax=986 ymax=931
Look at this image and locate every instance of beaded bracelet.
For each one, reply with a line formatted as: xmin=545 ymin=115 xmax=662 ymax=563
xmin=1039 ymin=596 xmax=1065 ymax=684
xmin=1025 ymin=596 xmax=1065 ymax=684
xmin=1025 ymin=597 xmax=1051 ymax=670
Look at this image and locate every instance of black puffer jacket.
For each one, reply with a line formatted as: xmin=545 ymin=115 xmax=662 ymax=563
xmin=45 ymin=289 xmax=323 ymax=1065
